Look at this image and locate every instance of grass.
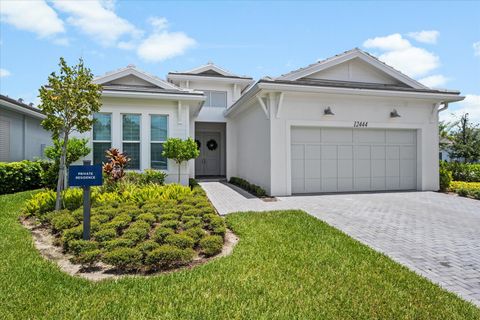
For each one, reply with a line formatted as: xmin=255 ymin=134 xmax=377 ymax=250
xmin=1 ymin=191 xmax=479 ymax=319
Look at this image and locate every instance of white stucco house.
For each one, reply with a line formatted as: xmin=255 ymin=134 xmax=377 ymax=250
xmin=83 ymin=48 xmax=464 ymax=196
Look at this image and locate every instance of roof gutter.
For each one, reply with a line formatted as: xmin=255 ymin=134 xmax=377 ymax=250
xmin=1 ymin=99 xmax=46 ymax=119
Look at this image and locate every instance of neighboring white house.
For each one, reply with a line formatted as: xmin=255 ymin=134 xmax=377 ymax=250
xmin=83 ymin=48 xmax=464 ymax=195
xmin=0 ymin=94 xmax=51 ymax=162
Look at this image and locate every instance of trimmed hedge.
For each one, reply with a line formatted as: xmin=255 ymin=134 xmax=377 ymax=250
xmin=449 ymin=181 xmax=480 ymax=200
xmin=229 ymin=177 xmax=267 ymax=197
xmin=0 ymin=160 xmax=53 ymax=195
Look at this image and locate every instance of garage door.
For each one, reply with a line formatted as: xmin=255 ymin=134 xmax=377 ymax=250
xmin=291 ymin=127 xmax=417 ymax=193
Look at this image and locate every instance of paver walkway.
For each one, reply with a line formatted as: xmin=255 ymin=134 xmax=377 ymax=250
xmin=200 ymin=181 xmax=480 ymax=307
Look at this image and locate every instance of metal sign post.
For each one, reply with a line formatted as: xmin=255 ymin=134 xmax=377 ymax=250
xmin=82 ymin=160 xmax=92 ymax=240
xmin=69 ymin=161 xmax=103 ymax=240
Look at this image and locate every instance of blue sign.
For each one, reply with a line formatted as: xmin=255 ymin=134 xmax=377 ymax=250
xmin=69 ymin=165 xmax=103 ymax=187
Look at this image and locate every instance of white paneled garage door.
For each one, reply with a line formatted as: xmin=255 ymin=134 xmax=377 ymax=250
xmin=291 ymin=127 xmax=417 ymax=193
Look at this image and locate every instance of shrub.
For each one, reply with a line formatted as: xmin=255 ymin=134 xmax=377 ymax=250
xmin=229 ymin=176 xmax=267 ymax=197
xmin=439 ymin=166 xmax=452 ymax=192
xmin=0 ymin=160 xmax=45 ymax=194
xmin=200 ymin=235 xmax=223 ymax=257
xmin=129 ymin=220 xmax=151 ymax=231
xmin=136 ymin=213 xmax=156 ymax=225
xmin=189 ymin=178 xmax=199 ymax=189
xmin=62 ymin=188 xmax=84 ymax=211
xmin=457 ymin=189 xmax=469 ymax=197
xmin=23 ymin=190 xmax=56 ymax=216
xmin=145 ymin=245 xmax=194 ymax=268
xmin=165 ymin=233 xmax=195 ymax=249
xmin=126 ymin=169 xmax=166 ymax=185
xmin=102 ymin=238 xmax=135 ymax=251
xmin=71 ymin=249 xmax=102 ymax=268
xmin=106 ymin=213 xmax=132 ymax=231
xmin=160 ymin=219 xmax=180 ymax=230
xmin=91 ymin=214 xmax=110 ymax=224
xmin=93 ymin=228 xmax=117 ymax=242
xmin=443 ymin=162 xmax=480 ymax=182
xmin=152 ymin=227 xmax=174 ymax=244
xmin=449 ymin=181 xmax=480 ymax=199
xmin=68 ymin=240 xmax=99 ymax=255
xmin=136 ymin=240 xmax=160 ymax=257
xmin=185 ymin=227 xmax=206 ymax=245
xmin=122 ymin=227 xmax=149 ymax=243
xmin=61 ymin=225 xmax=83 ymax=249
xmin=102 ymin=247 xmax=142 ymax=270
xmin=158 ymin=213 xmax=179 ymax=221
xmin=50 ymin=212 xmax=78 ymax=232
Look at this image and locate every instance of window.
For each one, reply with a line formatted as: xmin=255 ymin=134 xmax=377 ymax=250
xmin=92 ymin=113 xmax=111 ymax=165
xmin=151 ymin=115 xmax=168 ymax=169
xmin=203 ymin=90 xmax=227 ymax=108
xmin=122 ymin=114 xmax=141 ymax=169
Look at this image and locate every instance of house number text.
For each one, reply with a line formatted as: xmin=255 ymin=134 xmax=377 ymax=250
xmin=353 ymin=121 xmax=368 ymax=128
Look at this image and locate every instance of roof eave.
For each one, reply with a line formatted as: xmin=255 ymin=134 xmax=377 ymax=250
xmin=167 ymin=73 xmax=254 ymax=84
xmin=101 ymin=90 xmax=206 ymax=102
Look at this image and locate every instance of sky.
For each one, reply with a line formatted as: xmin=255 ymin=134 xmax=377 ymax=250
xmin=1 ymin=0 xmax=479 ymax=123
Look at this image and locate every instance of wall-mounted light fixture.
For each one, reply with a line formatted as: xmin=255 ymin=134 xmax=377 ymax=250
xmin=390 ymin=109 xmax=401 ymax=118
xmin=324 ymin=106 xmax=335 ymax=116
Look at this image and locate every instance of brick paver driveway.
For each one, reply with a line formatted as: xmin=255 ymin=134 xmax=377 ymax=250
xmin=201 ymin=182 xmax=480 ymax=306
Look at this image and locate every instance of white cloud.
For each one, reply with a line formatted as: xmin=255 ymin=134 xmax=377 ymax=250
xmin=473 ymin=42 xmax=480 ymax=56
xmin=137 ymin=31 xmax=196 ymax=62
xmin=418 ymin=74 xmax=449 ymax=88
xmin=0 ymin=0 xmax=64 ymax=37
xmin=363 ymin=33 xmax=440 ymax=78
xmin=407 ymin=30 xmax=439 ymax=44
xmin=441 ymin=94 xmax=480 ymax=124
xmin=149 ymin=17 xmax=169 ymax=31
xmin=0 ymin=68 xmax=11 ymax=77
xmin=52 ymin=0 xmax=141 ymax=46
xmin=363 ymin=33 xmax=410 ymax=51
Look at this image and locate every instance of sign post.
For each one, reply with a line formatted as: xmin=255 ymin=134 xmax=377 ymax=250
xmin=69 ymin=161 xmax=103 ymax=240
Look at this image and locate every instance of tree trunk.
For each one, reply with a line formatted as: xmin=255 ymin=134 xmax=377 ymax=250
xmin=55 ymin=133 xmax=69 ymax=210
xmin=177 ymin=161 xmax=181 ymax=184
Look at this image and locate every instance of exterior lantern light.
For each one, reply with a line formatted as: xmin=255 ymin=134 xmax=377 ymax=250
xmin=390 ymin=109 xmax=401 ymax=118
xmin=324 ymin=106 xmax=335 ymax=116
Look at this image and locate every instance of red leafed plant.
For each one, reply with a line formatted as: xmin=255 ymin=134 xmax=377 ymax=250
xmin=103 ymin=148 xmax=130 ymax=182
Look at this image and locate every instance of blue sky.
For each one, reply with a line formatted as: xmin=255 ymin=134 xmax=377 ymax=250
xmin=1 ymin=0 xmax=479 ymax=122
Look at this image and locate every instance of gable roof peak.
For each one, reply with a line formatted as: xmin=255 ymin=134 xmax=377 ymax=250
xmin=276 ymin=48 xmax=428 ymax=90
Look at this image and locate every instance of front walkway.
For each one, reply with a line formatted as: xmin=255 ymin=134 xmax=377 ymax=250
xmin=200 ymin=181 xmax=480 ymax=307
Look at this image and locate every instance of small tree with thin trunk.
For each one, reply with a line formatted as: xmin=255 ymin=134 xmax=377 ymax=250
xmin=162 ymin=138 xmax=200 ymax=183
xmin=448 ymin=113 xmax=480 ymax=163
xmin=39 ymin=58 xmax=102 ymax=210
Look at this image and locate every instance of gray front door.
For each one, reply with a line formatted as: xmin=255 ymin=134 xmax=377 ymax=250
xmin=195 ymin=132 xmax=221 ymax=176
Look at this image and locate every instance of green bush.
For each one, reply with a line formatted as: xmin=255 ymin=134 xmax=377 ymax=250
xmin=50 ymin=211 xmax=78 ymax=232
xmin=189 ymin=178 xmax=199 ymax=189
xmin=145 ymin=245 xmax=194 ymax=268
xmin=102 ymin=238 xmax=135 ymax=251
xmin=152 ymin=227 xmax=174 ymax=244
xmin=0 ymin=160 xmax=46 ymax=194
xmin=160 ymin=219 xmax=180 ymax=230
xmin=136 ymin=240 xmax=160 ymax=257
xmin=158 ymin=213 xmax=179 ymax=221
xmin=185 ymin=227 xmax=206 ymax=245
xmin=229 ymin=176 xmax=267 ymax=197
xmin=23 ymin=190 xmax=56 ymax=216
xmin=200 ymin=235 xmax=223 ymax=257
xmin=106 ymin=213 xmax=132 ymax=231
xmin=68 ymin=240 xmax=99 ymax=255
xmin=439 ymin=165 xmax=452 ymax=192
xmin=93 ymin=228 xmax=117 ymax=242
xmin=457 ymin=189 xmax=469 ymax=197
xmin=71 ymin=249 xmax=102 ymax=268
xmin=136 ymin=213 xmax=156 ymax=225
xmin=122 ymin=226 xmax=149 ymax=243
xmin=61 ymin=225 xmax=83 ymax=249
xmin=165 ymin=233 xmax=194 ymax=249
xmin=443 ymin=161 xmax=480 ymax=182
xmin=102 ymin=247 xmax=142 ymax=270
xmin=62 ymin=188 xmax=83 ymax=211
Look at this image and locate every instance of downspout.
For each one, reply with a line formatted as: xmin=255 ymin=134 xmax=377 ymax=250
xmin=438 ymin=102 xmax=448 ymax=113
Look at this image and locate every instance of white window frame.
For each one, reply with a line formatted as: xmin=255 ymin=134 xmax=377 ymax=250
xmin=202 ymin=90 xmax=227 ymax=108
xmin=150 ymin=114 xmax=169 ymax=170
xmin=92 ymin=112 xmax=112 ymax=165
xmin=121 ymin=113 xmax=141 ymax=170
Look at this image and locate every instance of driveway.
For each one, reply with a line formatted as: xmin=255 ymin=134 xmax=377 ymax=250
xmin=200 ymin=181 xmax=480 ymax=307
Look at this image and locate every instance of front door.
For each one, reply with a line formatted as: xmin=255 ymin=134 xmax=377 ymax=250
xmin=195 ymin=132 xmax=221 ymax=176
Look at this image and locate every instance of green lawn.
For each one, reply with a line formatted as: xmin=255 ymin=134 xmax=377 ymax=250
xmin=1 ymin=191 xmax=478 ymax=319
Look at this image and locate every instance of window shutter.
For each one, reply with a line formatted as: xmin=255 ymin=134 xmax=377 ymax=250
xmin=0 ymin=118 xmax=10 ymax=162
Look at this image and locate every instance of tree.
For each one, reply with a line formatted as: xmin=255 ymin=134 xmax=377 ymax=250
xmin=38 ymin=58 xmax=102 ymax=210
xmin=43 ymin=138 xmax=91 ymax=189
xmin=162 ymin=138 xmax=200 ymax=183
xmin=438 ymin=120 xmax=453 ymax=151
xmin=448 ymin=113 xmax=480 ymax=163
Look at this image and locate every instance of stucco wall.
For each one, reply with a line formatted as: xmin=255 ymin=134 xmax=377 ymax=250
xmin=233 ymin=102 xmax=271 ymax=194
xmin=0 ymin=107 xmax=51 ymax=161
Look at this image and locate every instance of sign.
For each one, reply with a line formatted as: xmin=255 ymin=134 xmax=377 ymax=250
xmin=353 ymin=121 xmax=368 ymax=128
xmin=69 ymin=164 xmax=103 ymax=187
